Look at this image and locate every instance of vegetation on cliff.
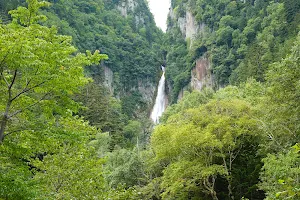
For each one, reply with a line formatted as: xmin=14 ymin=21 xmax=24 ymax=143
xmin=165 ymin=0 xmax=300 ymax=101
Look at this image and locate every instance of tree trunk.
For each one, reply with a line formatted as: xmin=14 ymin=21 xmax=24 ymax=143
xmin=0 ymin=115 xmax=8 ymax=143
xmin=211 ymin=190 xmax=218 ymax=200
xmin=0 ymin=100 xmax=12 ymax=143
xmin=0 ymin=70 xmax=17 ymax=143
xmin=204 ymin=176 xmax=218 ymax=200
xmin=222 ymin=153 xmax=234 ymax=200
xmin=228 ymin=180 xmax=234 ymax=200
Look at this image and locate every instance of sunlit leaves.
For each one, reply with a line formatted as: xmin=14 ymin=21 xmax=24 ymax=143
xmin=0 ymin=0 xmax=107 ymax=142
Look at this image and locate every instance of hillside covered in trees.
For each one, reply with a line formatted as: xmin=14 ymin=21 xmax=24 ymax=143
xmin=1 ymin=0 xmax=300 ymax=199
xmin=165 ymin=0 xmax=300 ymax=101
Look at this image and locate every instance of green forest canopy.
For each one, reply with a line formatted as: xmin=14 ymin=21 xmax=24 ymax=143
xmin=0 ymin=0 xmax=300 ymax=199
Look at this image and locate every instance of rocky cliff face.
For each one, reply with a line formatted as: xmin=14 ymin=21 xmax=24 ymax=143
xmin=185 ymin=11 xmax=198 ymax=41
xmin=117 ymin=0 xmax=136 ymax=17
xmin=168 ymin=5 xmax=215 ymax=100
xmin=117 ymin=0 xmax=145 ymax=26
xmin=103 ymin=65 xmax=156 ymax=106
xmin=169 ymin=8 xmax=204 ymax=44
xmin=137 ymin=79 xmax=156 ymax=105
xmin=180 ymin=11 xmax=205 ymax=43
xmin=177 ymin=55 xmax=214 ymax=101
xmin=103 ymin=66 xmax=114 ymax=93
xmin=191 ymin=55 xmax=214 ymax=91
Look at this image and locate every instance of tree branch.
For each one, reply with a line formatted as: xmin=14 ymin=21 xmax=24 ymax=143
xmin=4 ymin=129 xmax=23 ymax=138
xmin=10 ymin=79 xmax=49 ymax=102
xmin=8 ymin=70 xmax=17 ymax=90
xmin=9 ymin=92 xmax=50 ymax=118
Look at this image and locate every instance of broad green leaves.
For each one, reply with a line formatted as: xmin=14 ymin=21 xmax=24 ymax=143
xmin=9 ymin=0 xmax=50 ymax=26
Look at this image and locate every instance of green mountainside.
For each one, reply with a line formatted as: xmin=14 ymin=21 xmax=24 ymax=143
xmin=42 ymin=0 xmax=164 ymax=117
xmin=1 ymin=0 xmax=300 ymax=199
xmin=165 ymin=0 xmax=300 ymax=102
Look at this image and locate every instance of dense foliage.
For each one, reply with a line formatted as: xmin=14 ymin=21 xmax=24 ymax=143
xmin=1 ymin=0 xmax=300 ymax=199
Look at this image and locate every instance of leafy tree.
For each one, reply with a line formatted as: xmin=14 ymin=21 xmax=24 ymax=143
xmin=75 ymin=82 xmax=128 ymax=148
xmin=0 ymin=1 xmax=109 ymax=199
xmin=123 ymin=120 xmax=142 ymax=143
xmin=32 ymin=117 xmax=107 ymax=199
xmin=160 ymin=89 xmax=213 ymax=123
xmin=0 ymin=0 xmax=107 ymax=143
xmin=89 ymin=132 xmax=111 ymax=157
xmin=150 ymin=99 xmax=262 ymax=200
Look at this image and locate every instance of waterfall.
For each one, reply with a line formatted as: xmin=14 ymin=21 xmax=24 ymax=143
xmin=151 ymin=66 xmax=167 ymax=124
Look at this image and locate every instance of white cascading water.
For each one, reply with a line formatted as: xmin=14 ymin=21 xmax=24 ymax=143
xmin=151 ymin=66 xmax=166 ymax=124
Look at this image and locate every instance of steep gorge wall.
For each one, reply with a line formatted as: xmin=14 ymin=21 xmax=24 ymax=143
xmin=168 ymin=5 xmax=214 ymax=101
xmin=103 ymin=0 xmax=158 ymax=109
xmin=104 ymin=66 xmax=156 ymax=103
